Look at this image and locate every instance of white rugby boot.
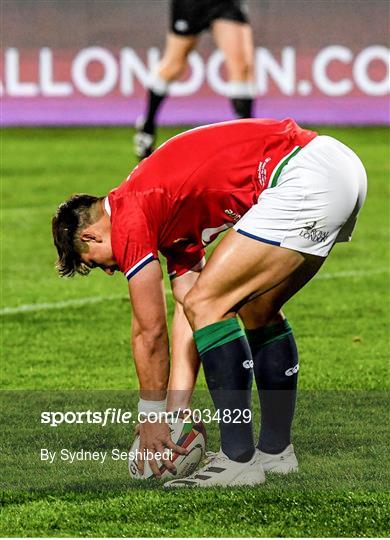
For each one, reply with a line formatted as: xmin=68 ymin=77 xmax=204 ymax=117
xmin=258 ymin=444 xmax=298 ymax=474
xmin=164 ymin=449 xmax=265 ymax=488
xmin=134 ymin=117 xmax=155 ymax=160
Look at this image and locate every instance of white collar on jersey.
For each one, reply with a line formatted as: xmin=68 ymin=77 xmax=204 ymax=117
xmin=104 ymin=196 xmax=111 ymax=216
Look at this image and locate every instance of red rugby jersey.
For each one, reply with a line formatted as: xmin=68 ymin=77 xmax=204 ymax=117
xmin=107 ymin=118 xmax=317 ymax=280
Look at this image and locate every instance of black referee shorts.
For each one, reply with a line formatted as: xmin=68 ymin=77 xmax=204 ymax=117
xmin=170 ymin=0 xmax=249 ymax=36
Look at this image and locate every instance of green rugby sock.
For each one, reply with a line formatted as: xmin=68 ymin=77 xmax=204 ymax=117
xmin=194 ymin=318 xmax=255 ymax=462
xmin=246 ymin=319 xmax=298 ymax=454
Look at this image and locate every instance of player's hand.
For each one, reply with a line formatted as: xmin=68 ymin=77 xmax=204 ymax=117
xmin=137 ymin=420 xmax=188 ymax=477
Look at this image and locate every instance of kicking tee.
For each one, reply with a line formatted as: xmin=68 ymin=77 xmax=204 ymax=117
xmin=107 ymin=118 xmax=317 ymax=280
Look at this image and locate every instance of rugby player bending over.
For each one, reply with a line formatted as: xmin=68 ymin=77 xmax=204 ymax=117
xmin=52 ymin=119 xmax=367 ymax=487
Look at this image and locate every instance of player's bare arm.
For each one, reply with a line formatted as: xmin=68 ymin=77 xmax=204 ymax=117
xmin=129 ymin=260 xmax=188 ymax=475
xmin=129 ymin=260 xmax=170 ymax=397
xmin=168 ymin=266 xmax=203 ymax=411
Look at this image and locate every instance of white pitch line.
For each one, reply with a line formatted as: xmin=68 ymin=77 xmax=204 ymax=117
xmin=315 ymin=268 xmax=388 ymax=280
xmin=0 ymin=268 xmax=388 ymax=316
xmin=0 ymin=294 xmax=126 ymax=315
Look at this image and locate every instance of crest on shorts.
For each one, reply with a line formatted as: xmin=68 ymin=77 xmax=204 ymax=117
xmin=299 ymin=221 xmax=330 ymax=243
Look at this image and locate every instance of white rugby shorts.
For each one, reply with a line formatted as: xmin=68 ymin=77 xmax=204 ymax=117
xmin=234 ymin=135 xmax=367 ymax=257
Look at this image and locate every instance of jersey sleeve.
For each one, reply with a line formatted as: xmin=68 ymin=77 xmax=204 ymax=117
xmin=166 ymin=247 xmax=205 ymax=280
xmin=122 ymin=247 xmax=158 ymax=281
xmin=110 ymin=195 xmax=159 ymax=281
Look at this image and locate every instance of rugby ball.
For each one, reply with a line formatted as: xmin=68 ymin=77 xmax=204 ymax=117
xmin=128 ymin=416 xmax=206 ymax=480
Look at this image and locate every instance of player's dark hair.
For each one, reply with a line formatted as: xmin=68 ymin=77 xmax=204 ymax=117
xmin=52 ymin=194 xmax=104 ymax=277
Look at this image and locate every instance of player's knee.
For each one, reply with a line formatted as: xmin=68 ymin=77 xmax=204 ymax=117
xmin=239 ymin=303 xmax=283 ymax=330
xmin=184 ymin=288 xmax=227 ymax=329
xmin=182 ymin=289 xmax=198 ymax=326
xmin=251 ymin=311 xmax=283 ymax=329
xmin=183 ymin=288 xmax=211 ymax=327
xmin=228 ymin=59 xmax=253 ymax=82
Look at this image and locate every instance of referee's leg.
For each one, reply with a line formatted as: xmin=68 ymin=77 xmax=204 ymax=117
xmin=135 ymin=32 xmax=197 ymax=159
xmin=212 ymin=20 xmax=255 ymax=117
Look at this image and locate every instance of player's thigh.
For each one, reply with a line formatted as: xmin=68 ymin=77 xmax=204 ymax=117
xmin=211 ymin=20 xmax=251 ymax=79
xmin=159 ymin=32 xmax=198 ymax=76
xmin=186 ymin=229 xmax=307 ymax=326
xmin=238 ymin=254 xmax=325 ymax=329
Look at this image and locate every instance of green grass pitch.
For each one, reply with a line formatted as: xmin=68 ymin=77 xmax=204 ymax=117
xmin=1 ymin=125 xmax=389 ymax=537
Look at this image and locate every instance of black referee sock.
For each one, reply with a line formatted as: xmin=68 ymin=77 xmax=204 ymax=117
xmin=246 ymin=319 xmax=299 ymax=454
xmin=231 ymin=97 xmax=253 ymax=118
xmin=143 ymin=89 xmax=167 ymax=134
xmin=194 ymin=318 xmax=255 ymax=463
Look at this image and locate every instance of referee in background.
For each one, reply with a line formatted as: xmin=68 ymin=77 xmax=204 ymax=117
xmin=134 ymin=0 xmax=256 ymax=159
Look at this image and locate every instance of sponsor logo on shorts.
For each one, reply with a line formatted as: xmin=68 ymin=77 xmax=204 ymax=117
xmin=285 ymin=363 xmax=299 ymax=376
xmin=243 ymin=359 xmax=254 ymax=369
xmin=299 ymin=221 xmax=330 ymax=243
